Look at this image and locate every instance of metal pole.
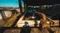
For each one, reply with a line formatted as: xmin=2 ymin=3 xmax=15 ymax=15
xmin=18 ymin=0 xmax=22 ymax=15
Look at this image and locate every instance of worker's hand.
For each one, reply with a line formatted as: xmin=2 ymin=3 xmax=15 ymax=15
xmin=42 ymin=22 xmax=50 ymax=29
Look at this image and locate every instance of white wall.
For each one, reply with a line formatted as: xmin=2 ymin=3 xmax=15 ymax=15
xmin=0 ymin=13 xmax=3 ymax=19
xmin=4 ymin=11 xmax=12 ymax=18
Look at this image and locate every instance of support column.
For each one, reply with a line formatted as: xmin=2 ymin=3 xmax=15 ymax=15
xmin=18 ymin=0 xmax=22 ymax=15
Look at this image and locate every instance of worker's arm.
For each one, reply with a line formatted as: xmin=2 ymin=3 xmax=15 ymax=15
xmin=35 ymin=12 xmax=47 ymax=22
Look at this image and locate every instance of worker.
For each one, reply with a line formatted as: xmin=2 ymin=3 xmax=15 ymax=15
xmin=35 ymin=12 xmax=56 ymax=33
xmin=35 ymin=12 xmax=50 ymax=29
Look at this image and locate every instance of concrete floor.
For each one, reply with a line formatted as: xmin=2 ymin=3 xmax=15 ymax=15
xmin=3 ymin=27 xmax=60 ymax=33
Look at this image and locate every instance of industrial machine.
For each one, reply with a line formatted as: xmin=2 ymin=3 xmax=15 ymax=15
xmin=16 ymin=0 xmax=60 ymax=27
